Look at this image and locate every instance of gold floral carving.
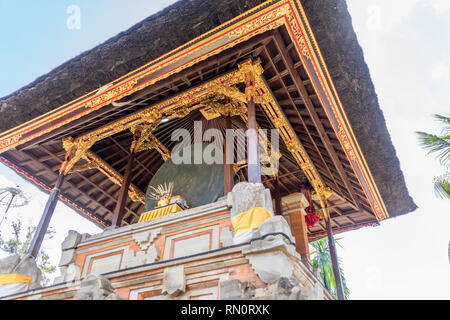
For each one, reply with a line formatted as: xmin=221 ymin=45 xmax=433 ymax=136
xmin=312 ymin=186 xmax=333 ymax=221
xmin=337 ymin=124 xmax=357 ymax=161
xmin=228 ymin=4 xmax=287 ymax=39
xmin=84 ymin=79 xmax=138 ymax=110
xmin=68 ymin=161 xmax=99 ymax=174
xmin=211 ymin=85 xmax=247 ymax=104
xmin=129 ymin=189 xmax=145 ymax=204
xmin=284 ymin=8 xmax=311 ymax=60
xmin=198 ymin=98 xmax=247 ymax=119
xmin=0 ymin=134 xmax=22 ymax=150
xmin=61 ymin=135 xmax=98 ymax=175
xmin=169 ymin=106 xmax=191 ymax=119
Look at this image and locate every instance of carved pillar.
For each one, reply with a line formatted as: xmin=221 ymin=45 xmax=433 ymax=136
xmin=111 ymin=134 xmax=138 ymax=228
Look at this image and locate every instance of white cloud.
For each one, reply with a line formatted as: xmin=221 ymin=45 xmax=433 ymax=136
xmin=344 ymin=0 xmax=450 ymax=300
xmin=430 ymin=0 xmax=450 ymax=15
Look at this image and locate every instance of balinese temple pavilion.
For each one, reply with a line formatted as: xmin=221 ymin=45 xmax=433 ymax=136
xmin=0 ymin=0 xmax=415 ymax=300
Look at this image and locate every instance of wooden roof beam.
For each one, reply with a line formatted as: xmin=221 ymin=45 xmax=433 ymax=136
xmin=273 ymin=31 xmax=362 ymax=211
xmin=261 ymin=45 xmax=345 ymax=197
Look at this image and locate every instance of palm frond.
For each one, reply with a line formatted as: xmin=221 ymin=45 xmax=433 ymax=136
xmin=433 ymin=114 xmax=450 ymax=129
xmin=433 ymin=176 xmax=450 ymax=199
xmin=416 ymin=131 xmax=450 ymax=167
xmin=310 ymin=237 xmax=350 ymax=299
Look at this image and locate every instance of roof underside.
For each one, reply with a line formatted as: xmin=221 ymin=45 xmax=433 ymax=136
xmin=0 ymin=0 xmax=416 ymax=233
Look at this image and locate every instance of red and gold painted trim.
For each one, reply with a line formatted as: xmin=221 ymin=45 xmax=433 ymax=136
xmin=0 ymin=0 xmax=389 ymax=221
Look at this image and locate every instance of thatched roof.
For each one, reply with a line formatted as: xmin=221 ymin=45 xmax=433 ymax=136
xmin=0 ymin=0 xmax=416 ymax=218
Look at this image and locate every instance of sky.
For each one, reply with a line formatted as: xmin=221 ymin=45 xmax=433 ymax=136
xmin=0 ymin=0 xmax=449 ymax=299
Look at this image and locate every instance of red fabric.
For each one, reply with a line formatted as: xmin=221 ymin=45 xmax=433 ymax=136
xmin=301 ymin=185 xmax=319 ymax=228
xmin=305 ymin=211 xmax=320 ymax=228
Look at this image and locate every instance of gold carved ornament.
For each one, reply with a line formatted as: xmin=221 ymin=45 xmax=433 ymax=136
xmin=311 ymin=186 xmax=333 ymax=221
xmin=60 ymin=135 xmax=98 ymax=175
xmin=84 ymin=79 xmax=138 ymax=110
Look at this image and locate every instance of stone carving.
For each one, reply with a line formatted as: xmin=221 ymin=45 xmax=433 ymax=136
xmin=0 ymin=254 xmax=21 ymax=274
xmin=122 ymin=245 xmax=160 ymax=269
xmin=219 ymin=277 xmax=325 ymax=300
xmin=219 ymin=279 xmax=255 ymax=300
xmin=0 ymin=254 xmax=42 ymax=297
xmin=162 ymin=265 xmax=186 ymax=297
xmin=227 ymin=182 xmax=273 ymax=219
xmin=257 ymin=277 xmax=325 ymax=300
xmin=73 ymin=274 xmax=123 ymax=300
xmin=58 ymin=230 xmax=82 ymax=267
xmin=53 ymin=230 xmax=83 ymax=284
xmin=132 ymin=228 xmax=161 ymax=251
xmin=61 ymin=230 xmax=82 ymax=251
xmin=122 ymin=228 xmax=162 ymax=269
xmin=227 ymin=182 xmax=275 ymax=244
xmin=58 ymin=249 xmax=76 ymax=267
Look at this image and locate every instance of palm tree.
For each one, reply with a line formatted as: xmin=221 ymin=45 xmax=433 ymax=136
xmin=310 ymin=237 xmax=350 ymax=299
xmin=416 ymin=114 xmax=450 ymax=199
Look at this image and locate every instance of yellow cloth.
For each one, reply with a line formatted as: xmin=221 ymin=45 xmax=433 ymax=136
xmin=0 ymin=274 xmax=32 ymax=285
xmin=138 ymin=203 xmax=184 ymax=223
xmin=231 ymin=207 xmax=273 ymax=235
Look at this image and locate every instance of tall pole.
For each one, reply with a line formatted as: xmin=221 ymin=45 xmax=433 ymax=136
xmin=246 ymin=81 xmax=261 ymax=184
xmin=273 ymin=177 xmax=282 ymax=215
xmin=0 ymin=194 xmax=15 ymax=227
xmin=28 ymin=172 xmax=65 ymax=258
xmin=111 ymin=135 xmax=138 ymax=228
xmin=224 ymin=113 xmax=234 ymax=195
xmin=325 ymin=217 xmax=345 ymax=300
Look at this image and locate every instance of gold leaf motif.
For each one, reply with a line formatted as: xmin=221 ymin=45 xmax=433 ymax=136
xmin=68 ymin=161 xmax=99 ymax=174
xmin=0 ymin=134 xmax=22 ymax=151
xmin=62 ymin=135 xmax=98 ymax=174
xmin=211 ymin=85 xmax=246 ymax=103
xmin=228 ymin=5 xmax=288 ymax=39
xmin=337 ymin=124 xmax=357 ymax=161
xmin=285 ymin=139 xmax=299 ymax=154
xmin=85 ymin=79 xmax=138 ymax=110
xmin=129 ymin=189 xmax=145 ymax=203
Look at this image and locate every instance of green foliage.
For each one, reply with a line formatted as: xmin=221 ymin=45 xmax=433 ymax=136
xmin=311 ymin=237 xmax=350 ymax=299
xmin=0 ymin=218 xmax=56 ymax=286
xmin=416 ymin=114 xmax=450 ymax=199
